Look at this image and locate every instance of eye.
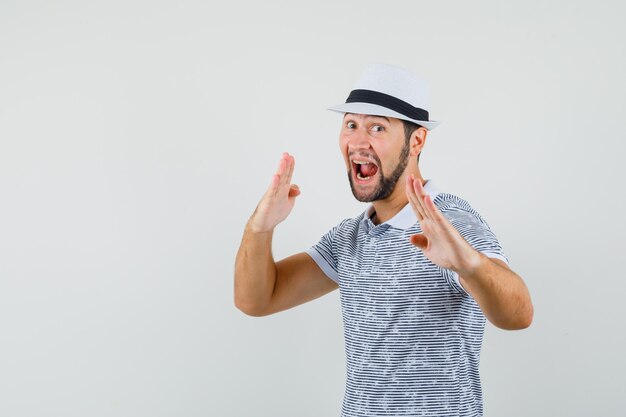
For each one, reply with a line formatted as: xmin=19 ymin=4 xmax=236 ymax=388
xmin=371 ymin=125 xmax=385 ymax=132
xmin=346 ymin=121 xmax=356 ymax=129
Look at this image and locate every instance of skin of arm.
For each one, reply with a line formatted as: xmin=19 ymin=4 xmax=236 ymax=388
xmin=406 ymin=175 xmax=533 ymax=330
xmin=234 ymin=153 xmax=338 ymax=317
xmin=459 ymin=255 xmax=533 ymax=330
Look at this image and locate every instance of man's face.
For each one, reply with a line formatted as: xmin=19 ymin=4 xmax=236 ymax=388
xmin=339 ymin=113 xmax=410 ymax=202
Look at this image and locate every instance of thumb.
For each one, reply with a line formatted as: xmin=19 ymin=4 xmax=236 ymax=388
xmin=288 ymin=184 xmax=301 ymax=198
xmin=410 ymin=234 xmax=428 ymax=249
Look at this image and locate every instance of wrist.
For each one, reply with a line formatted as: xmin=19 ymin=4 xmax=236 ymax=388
xmin=246 ymin=215 xmax=275 ymax=235
xmin=453 ymin=249 xmax=486 ymax=279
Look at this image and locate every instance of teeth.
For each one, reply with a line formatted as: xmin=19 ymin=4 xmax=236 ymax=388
xmin=352 ymin=160 xmax=374 ymax=165
xmin=356 ymin=173 xmax=371 ymax=180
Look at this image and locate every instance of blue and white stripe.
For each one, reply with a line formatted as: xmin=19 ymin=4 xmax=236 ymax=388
xmin=307 ymin=180 xmax=508 ymax=417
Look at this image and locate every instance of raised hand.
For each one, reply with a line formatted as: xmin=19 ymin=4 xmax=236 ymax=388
xmin=405 ymin=175 xmax=482 ymax=276
xmin=248 ymin=152 xmax=301 ymax=233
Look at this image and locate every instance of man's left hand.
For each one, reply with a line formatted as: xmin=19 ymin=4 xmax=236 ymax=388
xmin=405 ymin=175 xmax=482 ymax=277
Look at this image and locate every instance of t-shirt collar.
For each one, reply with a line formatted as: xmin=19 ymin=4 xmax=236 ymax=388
xmin=363 ymin=179 xmax=441 ymax=230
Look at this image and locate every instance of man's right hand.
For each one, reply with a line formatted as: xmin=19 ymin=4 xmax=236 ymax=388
xmin=247 ymin=152 xmax=300 ymax=233
xmin=235 ymin=151 xmax=337 ymax=317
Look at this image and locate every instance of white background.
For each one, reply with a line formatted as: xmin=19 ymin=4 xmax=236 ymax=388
xmin=1 ymin=0 xmax=625 ymax=416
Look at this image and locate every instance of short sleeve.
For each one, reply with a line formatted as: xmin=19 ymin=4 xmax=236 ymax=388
xmin=438 ymin=196 xmax=509 ymax=294
xmin=305 ymin=221 xmax=347 ymax=284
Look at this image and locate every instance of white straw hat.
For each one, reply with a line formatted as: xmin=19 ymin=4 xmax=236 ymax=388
xmin=328 ymin=63 xmax=441 ymax=130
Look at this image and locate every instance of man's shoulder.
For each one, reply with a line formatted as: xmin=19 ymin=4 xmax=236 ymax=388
xmin=322 ymin=212 xmax=365 ymax=236
xmin=433 ymin=190 xmax=491 ymax=229
xmin=338 ymin=211 xmax=367 ymax=231
xmin=433 ymin=190 xmax=474 ymax=212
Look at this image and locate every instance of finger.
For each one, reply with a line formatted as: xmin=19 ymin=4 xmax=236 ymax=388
xmin=275 ymin=155 xmax=287 ymax=177
xmin=405 ymin=175 xmax=424 ymax=221
xmin=414 ymin=179 xmax=442 ymax=220
xmin=278 ymin=153 xmax=293 ymax=188
xmin=410 ymin=176 xmax=428 ymax=220
xmin=409 ymin=234 xmax=429 ymax=249
xmin=265 ymin=174 xmax=281 ymax=198
xmin=284 ymin=154 xmax=295 ymax=186
xmin=268 ymin=155 xmax=288 ymax=197
xmin=423 ymin=193 xmax=444 ymax=221
xmin=412 ymin=178 xmax=431 ymax=220
xmin=288 ymin=184 xmax=300 ymax=198
xmin=274 ymin=154 xmax=292 ymax=194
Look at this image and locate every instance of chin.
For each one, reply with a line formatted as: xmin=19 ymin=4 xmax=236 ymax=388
xmin=348 ymin=175 xmax=385 ymax=202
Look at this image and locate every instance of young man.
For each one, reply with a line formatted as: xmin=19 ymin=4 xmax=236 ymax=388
xmin=234 ymin=64 xmax=533 ymax=417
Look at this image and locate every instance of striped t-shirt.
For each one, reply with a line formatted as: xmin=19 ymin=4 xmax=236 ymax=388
xmin=306 ymin=180 xmax=508 ymax=417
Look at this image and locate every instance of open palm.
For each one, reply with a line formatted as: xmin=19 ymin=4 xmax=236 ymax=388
xmin=405 ymin=175 xmax=481 ymax=276
xmin=249 ymin=153 xmax=300 ymax=233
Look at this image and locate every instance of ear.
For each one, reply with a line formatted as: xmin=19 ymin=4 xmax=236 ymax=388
xmin=410 ymin=127 xmax=427 ymax=157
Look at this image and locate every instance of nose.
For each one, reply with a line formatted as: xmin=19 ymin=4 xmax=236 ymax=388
xmin=347 ymin=127 xmax=371 ymax=151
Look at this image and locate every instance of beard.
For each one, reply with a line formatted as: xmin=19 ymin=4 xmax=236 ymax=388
xmin=347 ymin=140 xmax=410 ymax=202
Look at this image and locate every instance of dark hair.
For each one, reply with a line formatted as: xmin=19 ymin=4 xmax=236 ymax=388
xmin=401 ymin=119 xmax=423 ymax=162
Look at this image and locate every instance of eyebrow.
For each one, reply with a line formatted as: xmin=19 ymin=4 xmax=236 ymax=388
xmin=344 ymin=113 xmax=390 ymax=123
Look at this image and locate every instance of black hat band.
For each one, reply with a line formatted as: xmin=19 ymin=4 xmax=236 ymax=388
xmin=345 ymin=89 xmax=429 ymax=122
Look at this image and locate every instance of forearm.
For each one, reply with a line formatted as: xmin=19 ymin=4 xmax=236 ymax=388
xmin=459 ymin=252 xmax=533 ymax=330
xmin=234 ymin=220 xmax=277 ymax=316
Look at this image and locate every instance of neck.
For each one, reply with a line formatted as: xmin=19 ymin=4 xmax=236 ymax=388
xmin=371 ymin=171 xmax=426 ymax=225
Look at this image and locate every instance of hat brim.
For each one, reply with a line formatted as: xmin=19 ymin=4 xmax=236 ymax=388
xmin=328 ymin=102 xmax=440 ymax=131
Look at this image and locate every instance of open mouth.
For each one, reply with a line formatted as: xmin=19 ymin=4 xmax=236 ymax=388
xmin=352 ymin=159 xmax=379 ymax=181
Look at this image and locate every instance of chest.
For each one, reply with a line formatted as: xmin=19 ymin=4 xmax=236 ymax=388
xmin=336 ymin=232 xmax=456 ymax=310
